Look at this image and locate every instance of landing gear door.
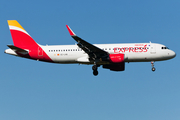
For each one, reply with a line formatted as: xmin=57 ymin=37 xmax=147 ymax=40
xmin=150 ymin=44 xmax=156 ymax=54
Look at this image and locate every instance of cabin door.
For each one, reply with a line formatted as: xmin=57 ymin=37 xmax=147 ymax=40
xmin=150 ymin=44 xmax=156 ymax=54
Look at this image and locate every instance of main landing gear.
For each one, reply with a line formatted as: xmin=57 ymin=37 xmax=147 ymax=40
xmin=151 ymin=61 xmax=156 ymax=72
xmin=92 ymin=64 xmax=100 ymax=76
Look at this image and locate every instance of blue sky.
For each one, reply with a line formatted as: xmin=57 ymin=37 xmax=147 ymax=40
xmin=0 ymin=0 xmax=180 ymax=120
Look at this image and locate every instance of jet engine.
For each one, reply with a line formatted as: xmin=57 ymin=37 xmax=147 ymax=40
xmin=103 ymin=54 xmax=125 ymax=71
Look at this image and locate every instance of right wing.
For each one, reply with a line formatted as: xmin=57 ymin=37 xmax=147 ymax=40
xmin=66 ymin=25 xmax=109 ymax=61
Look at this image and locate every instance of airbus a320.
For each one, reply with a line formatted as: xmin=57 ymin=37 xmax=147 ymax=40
xmin=5 ymin=20 xmax=176 ymax=76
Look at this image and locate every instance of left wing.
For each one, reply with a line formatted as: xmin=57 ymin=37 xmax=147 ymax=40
xmin=66 ymin=25 xmax=109 ymax=61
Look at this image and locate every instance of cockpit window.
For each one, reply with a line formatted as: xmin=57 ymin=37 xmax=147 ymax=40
xmin=161 ymin=47 xmax=169 ymax=49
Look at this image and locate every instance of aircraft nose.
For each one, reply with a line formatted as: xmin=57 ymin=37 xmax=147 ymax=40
xmin=169 ymin=50 xmax=176 ymax=58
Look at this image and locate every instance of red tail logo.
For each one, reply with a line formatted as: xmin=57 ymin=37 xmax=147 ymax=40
xmin=8 ymin=20 xmax=53 ymax=62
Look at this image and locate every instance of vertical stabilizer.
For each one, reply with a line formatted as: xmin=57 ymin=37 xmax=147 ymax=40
xmin=7 ymin=20 xmax=38 ymax=49
xmin=7 ymin=20 xmax=53 ymax=62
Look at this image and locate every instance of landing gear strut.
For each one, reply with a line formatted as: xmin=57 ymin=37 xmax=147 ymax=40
xmin=92 ymin=64 xmax=100 ymax=76
xmin=151 ymin=61 xmax=156 ymax=71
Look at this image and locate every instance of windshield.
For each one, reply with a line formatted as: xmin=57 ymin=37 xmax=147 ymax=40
xmin=161 ymin=47 xmax=169 ymax=49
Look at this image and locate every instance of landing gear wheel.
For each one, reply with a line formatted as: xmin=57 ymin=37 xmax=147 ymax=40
xmin=92 ymin=64 xmax=100 ymax=76
xmin=93 ymin=70 xmax=98 ymax=76
xmin=152 ymin=67 xmax=156 ymax=71
xmin=92 ymin=65 xmax=97 ymax=71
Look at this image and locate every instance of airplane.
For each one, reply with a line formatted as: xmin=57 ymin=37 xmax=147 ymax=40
xmin=5 ymin=20 xmax=176 ymax=76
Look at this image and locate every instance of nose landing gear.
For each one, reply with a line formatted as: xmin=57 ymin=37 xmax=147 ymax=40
xmin=151 ymin=61 xmax=156 ymax=71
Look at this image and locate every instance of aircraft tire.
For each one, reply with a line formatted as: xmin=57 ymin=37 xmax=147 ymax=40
xmin=152 ymin=67 xmax=156 ymax=71
xmin=93 ymin=70 xmax=98 ymax=76
xmin=92 ymin=65 xmax=97 ymax=71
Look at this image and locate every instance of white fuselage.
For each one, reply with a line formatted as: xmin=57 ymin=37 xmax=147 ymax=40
xmin=39 ymin=42 xmax=176 ymax=64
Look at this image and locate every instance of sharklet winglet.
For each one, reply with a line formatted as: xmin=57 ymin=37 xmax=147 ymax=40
xmin=66 ymin=25 xmax=76 ymax=36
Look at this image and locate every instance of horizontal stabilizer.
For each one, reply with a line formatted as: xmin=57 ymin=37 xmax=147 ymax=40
xmin=7 ymin=45 xmax=29 ymax=54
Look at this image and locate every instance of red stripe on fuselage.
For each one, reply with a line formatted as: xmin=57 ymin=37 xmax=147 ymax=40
xmin=10 ymin=30 xmax=53 ymax=62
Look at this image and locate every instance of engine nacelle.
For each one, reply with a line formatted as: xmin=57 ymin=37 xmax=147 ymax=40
xmin=102 ymin=54 xmax=125 ymax=71
xmin=103 ymin=62 xmax=125 ymax=71
xmin=109 ymin=54 xmax=124 ymax=63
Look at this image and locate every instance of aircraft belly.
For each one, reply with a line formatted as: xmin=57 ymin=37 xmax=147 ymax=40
xmin=125 ymin=52 xmax=166 ymax=62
